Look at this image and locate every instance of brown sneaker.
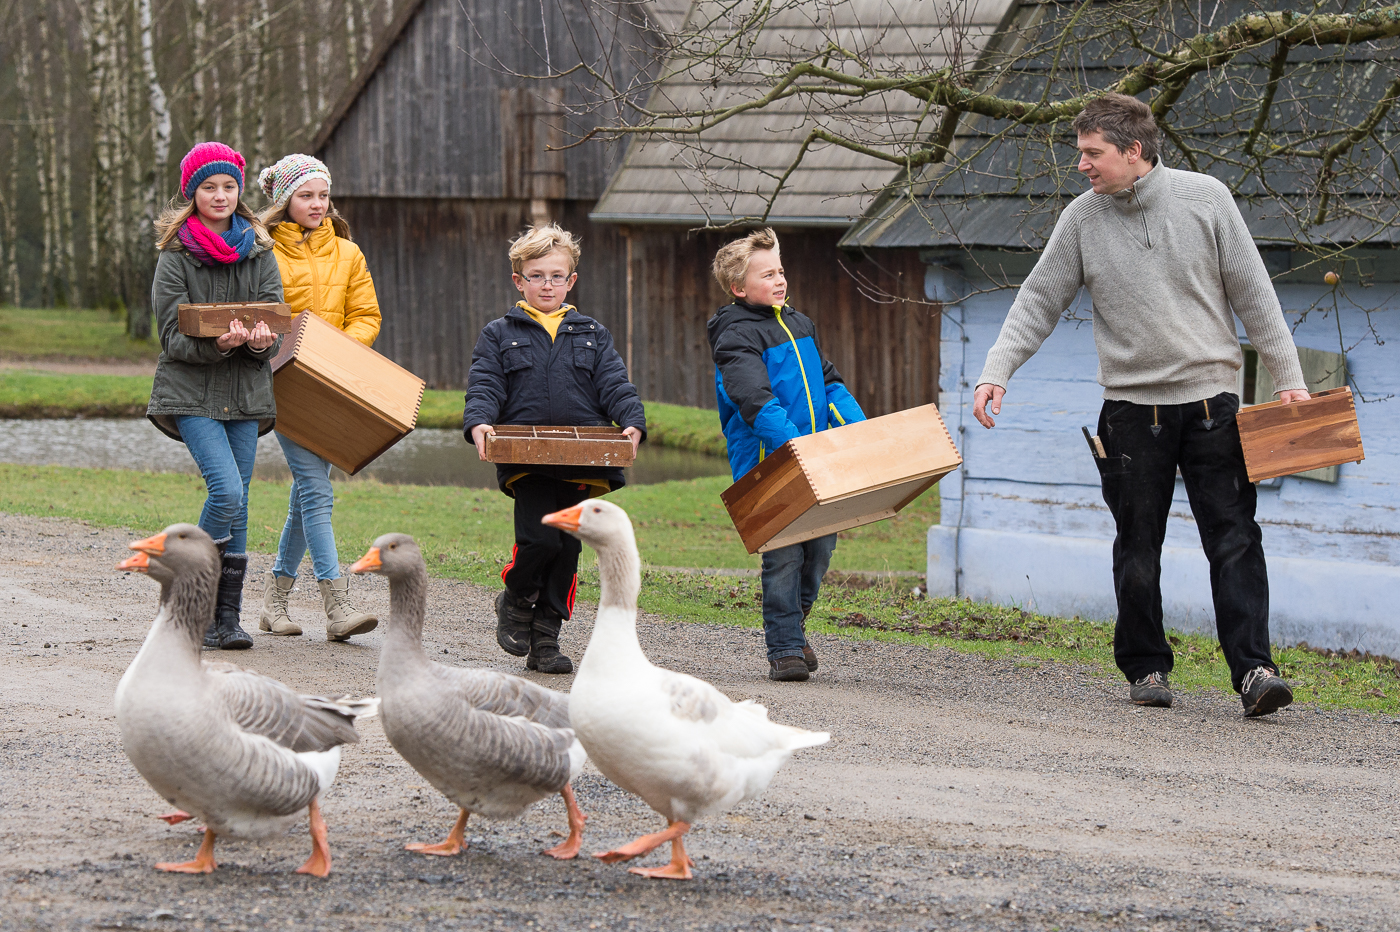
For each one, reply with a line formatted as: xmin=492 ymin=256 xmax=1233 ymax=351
xmin=768 ymin=656 xmax=810 ymax=682
xmin=801 ymin=644 xmax=818 ymax=672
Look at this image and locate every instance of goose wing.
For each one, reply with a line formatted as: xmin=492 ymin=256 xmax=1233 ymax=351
xmin=204 ymin=661 xmax=371 ymax=753
xmin=445 ymin=665 xmax=571 ymax=732
xmin=661 ymin=669 xmax=827 ymax=756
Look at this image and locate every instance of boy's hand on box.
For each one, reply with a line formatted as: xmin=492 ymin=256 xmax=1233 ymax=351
xmin=622 ymin=426 xmax=642 ymax=456
xmin=470 ymin=424 xmax=495 ymax=460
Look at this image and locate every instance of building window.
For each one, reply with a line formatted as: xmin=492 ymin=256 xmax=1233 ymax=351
xmin=1239 ymin=343 xmax=1348 ymax=483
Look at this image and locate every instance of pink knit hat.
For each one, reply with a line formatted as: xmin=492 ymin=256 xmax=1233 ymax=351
xmin=180 ymin=142 xmax=246 ymax=199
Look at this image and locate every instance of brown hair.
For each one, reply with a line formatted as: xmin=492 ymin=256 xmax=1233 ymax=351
xmin=155 ymin=197 xmax=272 ymax=252
xmin=712 ymin=227 xmax=779 ymax=294
xmin=258 ymin=201 xmax=352 ymax=242
xmin=1071 ymin=93 xmax=1160 ymax=165
xmin=508 ymin=223 xmax=581 ymax=274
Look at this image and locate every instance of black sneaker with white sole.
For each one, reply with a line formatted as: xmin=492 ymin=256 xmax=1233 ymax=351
xmin=1129 ymin=671 xmax=1172 ymax=707
xmin=1240 ymin=666 xmax=1293 ymax=717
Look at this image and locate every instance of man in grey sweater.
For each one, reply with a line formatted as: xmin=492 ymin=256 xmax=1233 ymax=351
xmin=972 ymin=93 xmax=1308 ymax=717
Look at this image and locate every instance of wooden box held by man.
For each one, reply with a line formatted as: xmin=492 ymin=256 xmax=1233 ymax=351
xmin=973 ymin=94 xmax=1310 ymax=718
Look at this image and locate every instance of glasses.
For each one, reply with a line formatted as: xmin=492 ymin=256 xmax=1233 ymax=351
xmin=522 ymin=272 xmax=573 ymax=285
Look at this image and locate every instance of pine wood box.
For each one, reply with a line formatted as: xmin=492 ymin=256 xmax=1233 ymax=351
xmin=177 ymin=302 xmax=294 ymax=337
xmin=1236 ymin=386 xmax=1365 ymax=483
xmin=484 ymin=425 xmax=636 ymax=467
xmin=270 ymin=311 xmax=426 ymax=475
xmin=721 ymin=402 xmax=963 ymax=554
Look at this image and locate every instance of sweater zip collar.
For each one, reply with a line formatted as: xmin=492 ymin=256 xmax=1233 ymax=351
xmin=1114 ymin=163 xmax=1161 ymax=249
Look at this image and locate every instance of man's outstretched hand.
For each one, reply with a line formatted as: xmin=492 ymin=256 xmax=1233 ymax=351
xmin=973 ymin=383 xmax=1005 ymax=429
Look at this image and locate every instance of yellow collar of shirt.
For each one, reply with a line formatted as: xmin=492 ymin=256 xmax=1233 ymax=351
xmin=517 ymin=301 xmax=573 ymax=341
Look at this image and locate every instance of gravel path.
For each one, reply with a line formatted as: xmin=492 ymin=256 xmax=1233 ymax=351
xmin=2 ymin=512 xmax=1398 ymax=931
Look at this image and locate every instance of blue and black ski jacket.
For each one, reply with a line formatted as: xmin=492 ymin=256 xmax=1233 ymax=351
xmin=707 ymin=298 xmax=866 ymax=481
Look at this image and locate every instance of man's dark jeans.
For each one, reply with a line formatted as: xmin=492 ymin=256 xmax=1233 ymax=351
xmin=1096 ymin=391 xmax=1275 ymax=693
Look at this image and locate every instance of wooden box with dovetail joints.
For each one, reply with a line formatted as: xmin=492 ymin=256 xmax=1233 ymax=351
xmin=1236 ymin=385 xmax=1364 ymax=483
xmin=176 ymin=302 xmax=294 ymax=337
xmin=483 ymin=425 xmax=636 ymax=468
xmin=270 ymin=311 xmax=425 ymax=475
xmin=721 ymin=402 xmax=963 ymax=554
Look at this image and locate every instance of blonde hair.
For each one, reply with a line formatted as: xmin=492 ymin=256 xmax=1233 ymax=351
xmin=154 ymin=197 xmax=272 ymax=252
xmin=712 ymin=227 xmax=778 ymax=293
xmin=508 ymin=223 xmax=581 ymax=274
xmin=257 ymin=201 xmax=352 ymax=243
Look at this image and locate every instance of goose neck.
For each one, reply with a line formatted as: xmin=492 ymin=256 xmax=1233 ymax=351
xmin=595 ymin=539 xmax=640 ymax=613
xmin=381 ymin=566 xmax=430 ymax=660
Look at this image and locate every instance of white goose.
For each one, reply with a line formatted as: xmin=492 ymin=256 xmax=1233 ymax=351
xmin=114 ymin=523 xmax=378 ymax=876
xmin=543 ymin=499 xmax=829 ymax=879
xmin=350 ymin=533 xmax=587 ymax=858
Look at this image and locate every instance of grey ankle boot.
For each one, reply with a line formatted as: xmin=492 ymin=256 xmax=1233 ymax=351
xmin=258 ymin=572 xmax=301 ymax=636
xmin=319 ymin=576 xmax=378 ymax=642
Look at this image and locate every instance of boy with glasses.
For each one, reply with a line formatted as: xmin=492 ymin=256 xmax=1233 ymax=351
xmin=465 ymin=224 xmax=646 ymax=673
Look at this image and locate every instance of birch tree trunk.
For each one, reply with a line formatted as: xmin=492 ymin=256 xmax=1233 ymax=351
xmin=0 ymin=128 xmax=17 ymax=305
xmin=85 ymin=0 xmax=115 ymax=305
xmin=15 ymin=17 xmax=55 ymax=307
xmin=297 ymin=14 xmax=314 ymax=130
xmin=316 ymin=0 xmax=333 ymax=120
xmin=249 ymin=0 xmax=272 ymax=173
xmin=133 ymin=0 xmax=164 ymax=338
xmin=189 ymin=0 xmax=208 ymax=140
xmin=345 ymin=0 xmax=360 ymax=81
xmin=59 ymin=22 xmax=80 ymax=308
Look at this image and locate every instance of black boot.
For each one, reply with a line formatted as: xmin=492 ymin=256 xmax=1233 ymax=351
xmin=210 ymin=552 xmax=253 ymax=650
xmin=526 ymin=612 xmax=573 ymax=674
xmin=495 ymin=588 xmax=535 ymax=657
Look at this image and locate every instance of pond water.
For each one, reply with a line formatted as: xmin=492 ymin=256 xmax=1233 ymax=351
xmin=0 ymin=419 xmax=732 ymax=488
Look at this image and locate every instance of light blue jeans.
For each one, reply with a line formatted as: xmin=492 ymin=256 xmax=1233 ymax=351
xmin=760 ymin=533 xmax=837 ymax=663
xmin=176 ymin=416 xmax=259 ymax=554
xmin=272 ymin=433 xmax=341 ymax=580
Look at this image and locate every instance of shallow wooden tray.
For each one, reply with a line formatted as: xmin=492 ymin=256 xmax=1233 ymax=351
xmin=1237 ymin=385 xmax=1364 ymax=483
xmin=177 ymin=302 xmax=294 ymax=337
xmin=721 ymin=402 xmax=962 ymax=553
xmin=484 ymin=425 xmax=636 ymax=468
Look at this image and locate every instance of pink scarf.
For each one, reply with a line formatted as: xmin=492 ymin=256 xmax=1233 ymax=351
xmin=177 ymin=213 xmax=256 ymax=265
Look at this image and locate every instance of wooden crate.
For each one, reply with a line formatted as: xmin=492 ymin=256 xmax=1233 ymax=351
xmin=177 ymin=302 xmax=294 ymax=337
xmin=1236 ymin=386 xmax=1364 ymax=483
xmin=721 ymin=403 xmax=962 ymax=554
xmin=484 ymin=425 xmax=636 ymax=467
xmin=270 ymin=311 xmax=425 ymax=475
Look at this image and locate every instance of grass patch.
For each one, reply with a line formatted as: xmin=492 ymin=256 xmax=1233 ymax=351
xmin=0 ymin=462 xmax=1394 ymax=713
xmin=0 ymin=306 xmax=158 ymax=362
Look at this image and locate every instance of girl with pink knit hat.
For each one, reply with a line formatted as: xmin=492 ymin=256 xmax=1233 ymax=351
xmin=253 ymin=153 xmax=381 ymax=643
xmin=147 ymin=141 xmax=284 ymax=651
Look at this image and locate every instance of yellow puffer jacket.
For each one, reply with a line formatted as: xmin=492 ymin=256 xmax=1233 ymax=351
xmin=270 ymin=218 xmax=381 ymax=346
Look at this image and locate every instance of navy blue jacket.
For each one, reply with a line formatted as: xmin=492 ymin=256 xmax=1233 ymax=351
xmin=463 ymin=305 xmax=646 ymax=494
xmin=708 ymin=298 xmax=865 ymax=480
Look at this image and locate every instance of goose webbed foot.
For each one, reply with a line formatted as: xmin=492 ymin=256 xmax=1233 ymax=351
xmin=294 ymin=798 xmax=332 ymax=877
xmin=406 ymin=808 xmax=468 ymax=857
xmin=594 ymin=820 xmax=690 ymax=865
xmin=627 ymin=834 xmax=694 ymax=880
xmin=542 ymin=784 xmax=587 ymax=860
xmin=156 ymin=810 xmax=192 ymax=825
xmin=155 ymin=829 xmax=217 ymax=874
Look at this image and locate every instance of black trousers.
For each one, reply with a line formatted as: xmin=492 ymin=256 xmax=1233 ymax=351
xmin=501 ymin=475 xmax=591 ymax=620
xmin=1096 ymin=391 xmax=1274 ymax=692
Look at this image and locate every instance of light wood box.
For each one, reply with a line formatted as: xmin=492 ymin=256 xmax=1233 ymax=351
xmin=177 ymin=302 xmax=293 ymax=337
xmin=721 ymin=403 xmax=962 ymax=554
xmin=270 ymin=311 xmax=425 ymax=475
xmin=484 ymin=425 xmax=636 ymax=467
xmin=1236 ymin=386 xmax=1364 ymax=483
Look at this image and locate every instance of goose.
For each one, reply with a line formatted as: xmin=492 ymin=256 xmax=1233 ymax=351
xmin=349 ymin=533 xmax=587 ymax=859
xmin=114 ymin=523 xmax=378 ymax=876
xmin=542 ymin=499 xmax=830 ymax=879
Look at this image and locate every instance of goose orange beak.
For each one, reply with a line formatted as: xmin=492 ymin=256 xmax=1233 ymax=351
xmin=118 ymin=551 xmax=150 ymax=572
xmin=128 ymin=532 xmax=167 ymax=557
xmin=349 ymin=547 xmax=381 ymax=574
xmin=542 ymin=504 xmax=583 ymax=533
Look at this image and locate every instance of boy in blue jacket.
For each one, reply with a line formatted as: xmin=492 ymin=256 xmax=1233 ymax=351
xmin=464 ymin=224 xmax=646 ymax=673
xmin=707 ymin=228 xmax=866 ymax=682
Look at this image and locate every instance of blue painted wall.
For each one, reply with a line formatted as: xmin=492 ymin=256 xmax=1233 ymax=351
xmin=928 ymin=249 xmax=1400 ymax=654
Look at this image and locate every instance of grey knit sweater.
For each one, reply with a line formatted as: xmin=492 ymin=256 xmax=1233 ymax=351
xmin=977 ymin=164 xmax=1306 ymax=405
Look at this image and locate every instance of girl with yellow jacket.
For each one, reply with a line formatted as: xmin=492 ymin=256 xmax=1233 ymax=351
xmin=255 ymin=154 xmax=380 ymax=642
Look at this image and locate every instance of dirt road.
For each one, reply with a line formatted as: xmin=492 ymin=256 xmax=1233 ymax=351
xmin=2 ymin=513 xmax=1397 ymax=931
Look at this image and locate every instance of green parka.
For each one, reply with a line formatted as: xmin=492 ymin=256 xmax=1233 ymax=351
xmin=146 ymin=244 xmax=285 ymax=442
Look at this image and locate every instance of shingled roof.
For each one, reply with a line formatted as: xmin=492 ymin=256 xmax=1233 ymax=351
xmin=842 ymin=0 xmax=1400 ymax=250
xmin=591 ymin=0 xmax=1021 ymax=226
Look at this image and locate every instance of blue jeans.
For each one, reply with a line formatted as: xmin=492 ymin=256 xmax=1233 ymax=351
xmin=176 ymin=416 xmax=259 ymax=554
xmin=272 ymin=433 xmax=341 ymax=581
xmin=760 ymin=533 xmax=837 ymax=663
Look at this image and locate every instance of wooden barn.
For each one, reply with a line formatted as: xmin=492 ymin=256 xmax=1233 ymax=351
xmin=310 ymin=0 xmax=685 ymax=389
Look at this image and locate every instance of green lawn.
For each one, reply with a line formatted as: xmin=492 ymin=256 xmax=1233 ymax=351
xmin=2 ymin=462 xmax=1397 ymax=713
xmin=0 ymin=306 xmax=158 ymax=362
